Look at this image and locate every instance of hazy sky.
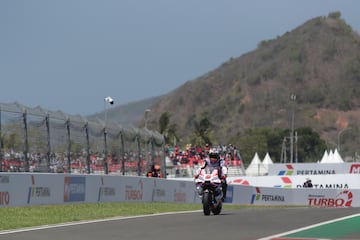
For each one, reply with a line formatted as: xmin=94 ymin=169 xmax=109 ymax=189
xmin=1 ymin=1 xmax=360 ymax=115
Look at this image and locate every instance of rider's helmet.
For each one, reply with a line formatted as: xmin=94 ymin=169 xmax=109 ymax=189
xmin=208 ymin=148 xmax=219 ymax=164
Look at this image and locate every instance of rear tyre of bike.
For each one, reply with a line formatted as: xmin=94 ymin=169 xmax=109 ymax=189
xmin=212 ymin=200 xmax=222 ymax=215
xmin=202 ymin=192 xmax=211 ymax=216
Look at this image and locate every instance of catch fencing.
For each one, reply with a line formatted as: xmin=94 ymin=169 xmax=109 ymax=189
xmin=0 ymin=102 xmax=165 ymax=176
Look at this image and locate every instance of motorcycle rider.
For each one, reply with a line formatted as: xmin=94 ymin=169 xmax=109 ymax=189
xmin=195 ymin=148 xmax=228 ymax=201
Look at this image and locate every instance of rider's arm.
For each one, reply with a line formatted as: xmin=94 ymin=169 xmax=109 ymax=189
xmin=221 ymin=165 xmax=228 ymax=175
xmin=195 ymin=160 xmax=208 ymax=179
xmin=220 ymin=164 xmax=228 ymax=180
xmin=201 ymin=160 xmax=208 ymax=169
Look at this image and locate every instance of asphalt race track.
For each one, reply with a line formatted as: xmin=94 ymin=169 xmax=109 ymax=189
xmin=1 ymin=207 xmax=360 ymax=240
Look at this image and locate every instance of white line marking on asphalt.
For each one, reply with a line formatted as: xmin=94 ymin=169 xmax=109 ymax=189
xmin=257 ymin=213 xmax=360 ymax=240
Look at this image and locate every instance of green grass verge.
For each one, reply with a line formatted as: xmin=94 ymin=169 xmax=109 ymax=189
xmin=0 ymin=202 xmax=247 ymax=231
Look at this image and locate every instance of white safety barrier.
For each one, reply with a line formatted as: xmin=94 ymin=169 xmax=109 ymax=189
xmin=1 ymin=173 xmax=360 ymax=208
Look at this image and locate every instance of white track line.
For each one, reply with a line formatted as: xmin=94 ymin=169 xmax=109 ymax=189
xmin=258 ymin=213 xmax=360 ymax=240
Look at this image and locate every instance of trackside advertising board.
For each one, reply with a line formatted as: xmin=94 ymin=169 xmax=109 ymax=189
xmin=267 ymin=163 xmax=360 ymax=176
xmin=247 ymin=186 xmax=358 ymax=208
xmin=1 ymin=173 xmax=360 ymax=208
xmin=227 ymin=174 xmax=360 ymax=189
xmin=0 ymin=173 xmax=200 ymax=207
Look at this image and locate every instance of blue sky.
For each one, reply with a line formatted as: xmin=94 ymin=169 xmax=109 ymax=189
xmin=1 ymin=1 xmax=360 ymax=115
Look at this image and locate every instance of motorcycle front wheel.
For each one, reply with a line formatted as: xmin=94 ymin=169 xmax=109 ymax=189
xmin=202 ymin=191 xmax=211 ymax=216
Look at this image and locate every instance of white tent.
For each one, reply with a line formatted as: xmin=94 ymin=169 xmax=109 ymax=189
xmin=332 ymin=149 xmax=344 ymax=163
xmin=328 ymin=150 xmax=335 ymax=163
xmin=246 ymin=152 xmax=267 ymax=176
xmin=320 ymin=149 xmax=344 ymax=163
xmin=262 ymin=152 xmax=274 ymax=171
xmin=320 ymin=150 xmax=329 ymax=163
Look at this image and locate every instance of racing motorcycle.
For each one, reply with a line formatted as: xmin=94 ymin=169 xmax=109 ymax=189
xmin=195 ymin=168 xmax=223 ymax=216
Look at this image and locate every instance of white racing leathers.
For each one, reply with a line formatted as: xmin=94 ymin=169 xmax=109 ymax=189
xmin=195 ymin=158 xmax=228 ymax=199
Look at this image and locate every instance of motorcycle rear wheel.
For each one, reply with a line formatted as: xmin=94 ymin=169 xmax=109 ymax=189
xmin=212 ymin=200 xmax=222 ymax=215
xmin=202 ymin=192 xmax=211 ymax=216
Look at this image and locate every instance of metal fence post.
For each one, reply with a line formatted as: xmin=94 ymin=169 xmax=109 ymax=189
xmin=103 ymin=127 xmax=108 ymax=175
xmin=162 ymin=137 xmax=167 ymax=178
xmin=45 ymin=113 xmax=51 ymax=172
xmin=84 ymin=122 xmax=91 ymax=174
xmin=0 ymin=108 xmax=5 ymax=172
xmin=120 ymin=130 xmax=125 ymax=175
xmin=0 ymin=108 xmax=2 ymax=172
xmin=136 ymin=134 xmax=141 ymax=176
xmin=66 ymin=117 xmax=71 ymax=174
xmin=23 ymin=110 xmax=29 ymax=172
xmin=150 ymin=136 xmax=155 ymax=167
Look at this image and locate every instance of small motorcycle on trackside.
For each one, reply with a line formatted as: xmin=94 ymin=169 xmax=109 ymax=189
xmin=195 ymin=168 xmax=223 ymax=216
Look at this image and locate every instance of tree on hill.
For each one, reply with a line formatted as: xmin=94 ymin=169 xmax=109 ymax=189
xmin=229 ymin=127 xmax=326 ymax=165
xmin=158 ymin=111 xmax=178 ymax=146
